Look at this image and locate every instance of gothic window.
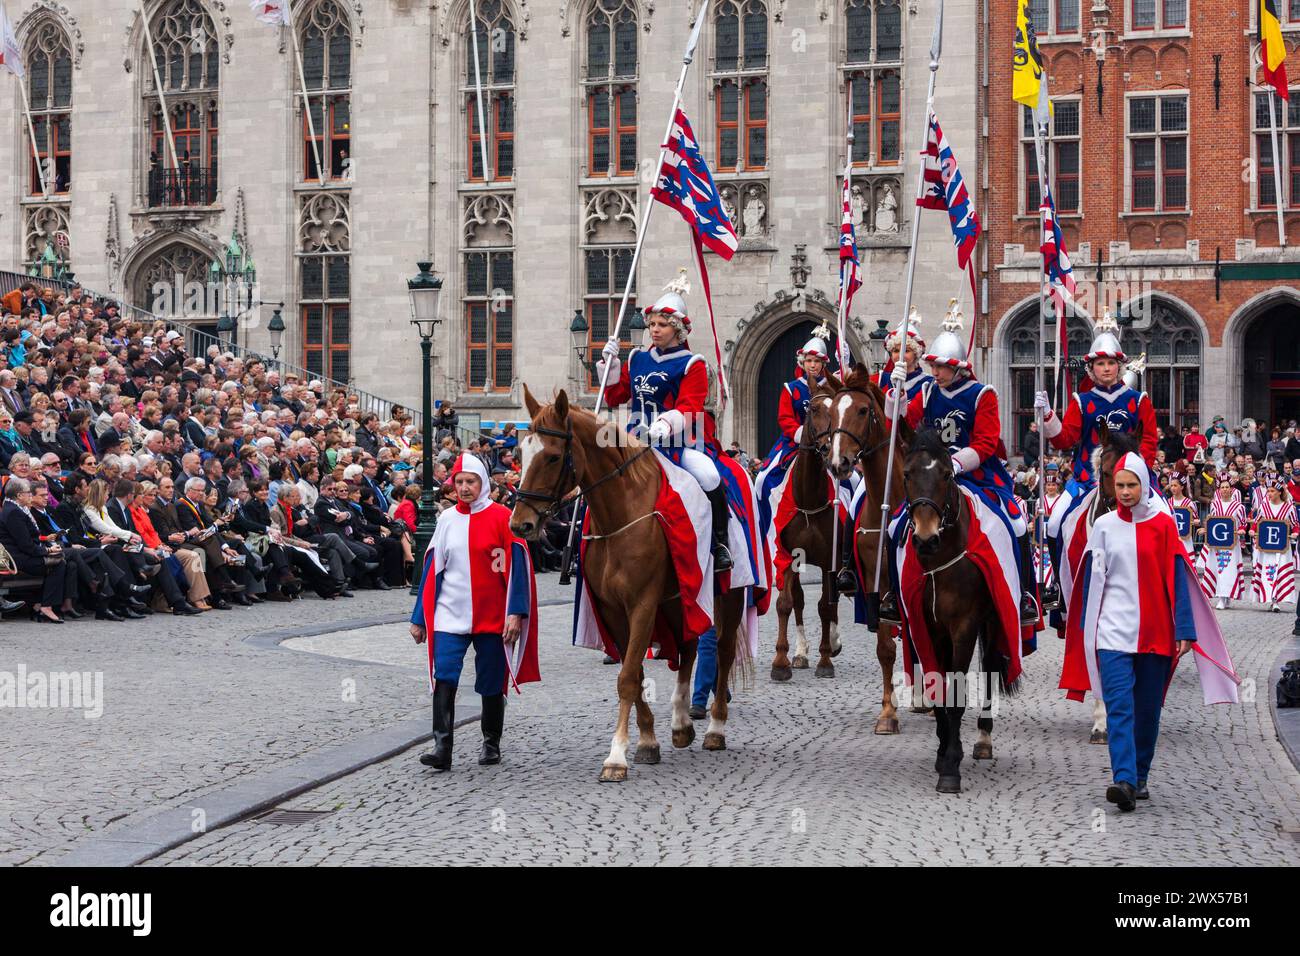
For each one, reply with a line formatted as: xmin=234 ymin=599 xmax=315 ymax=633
xmin=463 ymin=0 xmax=515 ymax=182
xmin=585 ymin=0 xmax=638 ymax=178
xmin=583 ymin=247 xmax=637 ymax=390
xmin=24 ymin=21 xmax=73 ymax=195
xmin=300 ymin=0 xmax=353 ymax=182
xmin=462 ymin=194 xmax=516 ymax=392
xmin=712 ymin=1 xmax=767 ymax=173
xmin=844 ymin=0 xmax=902 ymax=168
xmin=298 ymin=192 xmax=352 ymax=382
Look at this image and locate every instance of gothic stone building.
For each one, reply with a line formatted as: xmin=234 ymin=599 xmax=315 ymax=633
xmin=1 ymin=0 xmax=976 ymax=456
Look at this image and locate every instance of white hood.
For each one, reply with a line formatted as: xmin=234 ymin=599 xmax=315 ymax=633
xmin=449 ymin=453 xmax=492 ymax=512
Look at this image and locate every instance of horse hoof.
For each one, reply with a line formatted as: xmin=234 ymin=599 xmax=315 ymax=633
xmin=873 ymin=717 xmax=900 ymax=735
xmin=671 ymin=725 xmax=695 ymax=749
xmin=791 ymin=655 xmax=809 ymax=669
xmin=634 ymin=745 xmax=661 ymax=765
xmin=936 ymin=775 xmax=962 ymax=794
xmin=702 ymin=732 xmax=727 ymax=751
xmin=815 ymin=664 xmax=835 ymax=679
xmin=770 ymin=665 xmax=792 ymax=682
xmin=599 ymin=765 xmax=628 ymax=783
xmin=1089 ymin=730 xmax=1109 ymax=745
xmin=972 ymin=742 xmax=993 ymax=760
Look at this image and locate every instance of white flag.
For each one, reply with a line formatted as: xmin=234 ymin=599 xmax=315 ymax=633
xmin=249 ymin=0 xmax=290 ymax=26
xmin=0 ymin=5 xmax=24 ymax=79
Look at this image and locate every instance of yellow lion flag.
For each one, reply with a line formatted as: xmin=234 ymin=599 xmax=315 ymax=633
xmin=1012 ymin=0 xmax=1048 ymax=115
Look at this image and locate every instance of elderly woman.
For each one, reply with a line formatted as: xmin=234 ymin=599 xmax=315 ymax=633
xmin=0 ymin=477 xmax=68 ymax=622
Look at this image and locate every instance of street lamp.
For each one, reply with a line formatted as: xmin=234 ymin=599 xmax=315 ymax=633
xmin=408 ymin=261 xmax=444 ymax=594
xmin=216 ymin=312 xmax=236 ymax=351
xmin=267 ymin=307 xmax=286 ymax=361
xmin=868 ymin=318 xmax=889 ymax=372
xmin=570 ymin=309 xmax=592 ymax=374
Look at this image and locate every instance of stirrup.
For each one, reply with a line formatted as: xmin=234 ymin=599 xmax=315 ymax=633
xmin=1040 ymin=585 xmax=1061 ymax=611
xmin=835 ymin=567 xmax=857 ymax=595
xmin=713 ymin=543 xmax=734 ymax=573
xmin=1019 ymin=592 xmax=1040 ymax=623
xmin=878 ymin=592 xmax=902 ymax=625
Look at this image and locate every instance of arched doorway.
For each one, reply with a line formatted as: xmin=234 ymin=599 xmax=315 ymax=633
xmin=754 ymin=320 xmax=824 ymax=457
xmin=1242 ymin=300 xmax=1300 ymax=424
xmin=125 ymin=239 xmax=221 ymax=339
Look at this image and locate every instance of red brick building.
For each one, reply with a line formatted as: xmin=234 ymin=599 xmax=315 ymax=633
xmin=979 ymin=0 xmax=1300 ymax=455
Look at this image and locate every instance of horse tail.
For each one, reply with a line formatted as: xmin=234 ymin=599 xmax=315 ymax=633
xmin=977 ymin=622 xmax=1021 ymax=699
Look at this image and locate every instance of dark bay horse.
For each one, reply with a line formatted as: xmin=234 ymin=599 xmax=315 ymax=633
xmin=823 ymin=364 xmax=911 ymax=735
xmin=901 ymin=430 xmax=1018 ymax=794
xmin=771 ymin=386 xmax=842 ymax=681
xmin=510 ymin=386 xmax=745 ymax=782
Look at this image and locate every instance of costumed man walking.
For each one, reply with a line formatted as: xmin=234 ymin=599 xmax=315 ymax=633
xmin=1199 ymin=479 xmax=1246 ymax=610
xmin=879 ymin=301 xmax=1039 ymax=624
xmin=1062 ymin=452 xmax=1239 ymax=811
xmin=410 ymin=453 xmax=539 ymax=771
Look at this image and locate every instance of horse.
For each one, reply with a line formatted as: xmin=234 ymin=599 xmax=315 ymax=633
xmin=770 ymin=386 xmax=843 ymax=682
xmin=510 ymin=386 xmax=746 ymax=782
xmin=1056 ymin=420 xmax=1144 ymax=745
xmin=897 ymin=430 xmax=1019 ymax=793
xmin=822 ymin=364 xmax=912 ymax=735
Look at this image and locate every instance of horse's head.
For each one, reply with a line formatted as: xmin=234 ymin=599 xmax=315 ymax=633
xmin=804 ymin=378 xmax=836 ymax=454
xmin=1096 ymin=417 xmax=1142 ymax=509
xmin=511 ymin=384 xmax=587 ymax=540
xmin=824 ymin=363 xmax=890 ymax=479
xmin=904 ymin=429 xmax=957 ymax=557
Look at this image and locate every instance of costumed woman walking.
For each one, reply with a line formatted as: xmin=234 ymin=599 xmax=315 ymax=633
xmin=1062 ymin=452 xmax=1238 ymax=811
xmin=1250 ymin=476 xmax=1297 ymax=611
xmin=410 ymin=453 xmax=539 ymax=771
xmin=1199 ymin=479 xmax=1246 ymax=610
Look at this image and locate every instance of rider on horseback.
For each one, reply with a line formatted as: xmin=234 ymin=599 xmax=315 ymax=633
xmin=597 ymin=271 xmax=734 ymax=573
xmin=875 ymin=307 xmax=933 ymax=404
xmin=879 ymin=300 xmax=1040 ymax=625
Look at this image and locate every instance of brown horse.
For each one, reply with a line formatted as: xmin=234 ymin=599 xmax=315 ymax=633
xmin=822 ymin=364 xmax=911 ymax=735
xmin=510 ymin=386 xmax=745 ymax=782
xmin=899 ymin=429 xmax=1018 ymax=793
xmin=770 ymin=388 xmax=843 ymax=682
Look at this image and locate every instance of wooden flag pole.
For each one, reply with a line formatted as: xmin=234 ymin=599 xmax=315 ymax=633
xmin=285 ymin=3 xmax=326 ymax=182
xmin=469 ymin=0 xmax=493 ymax=184
xmin=1032 ymin=87 xmax=1051 ymax=588
xmin=17 ymin=73 xmax=49 ymax=198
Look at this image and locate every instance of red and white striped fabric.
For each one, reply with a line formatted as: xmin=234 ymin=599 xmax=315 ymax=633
xmin=573 ymin=450 xmax=714 ymax=668
xmin=1199 ymin=493 xmax=1245 ymax=601
xmin=249 ymin=1 xmax=290 ymax=26
xmin=1251 ymin=495 xmax=1297 ymax=606
xmin=770 ymin=467 xmax=849 ymax=592
xmin=1166 ymin=494 xmax=1198 ymax=555
xmin=893 ymin=486 xmax=1029 ymax=697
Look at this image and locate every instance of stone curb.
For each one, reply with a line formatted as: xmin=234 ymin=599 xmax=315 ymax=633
xmin=1268 ymin=634 xmax=1300 ymax=776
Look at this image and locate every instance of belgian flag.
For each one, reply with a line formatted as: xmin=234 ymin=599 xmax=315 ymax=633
xmin=1262 ymin=0 xmax=1290 ymax=100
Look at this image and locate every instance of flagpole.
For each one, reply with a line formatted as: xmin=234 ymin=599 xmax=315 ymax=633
xmin=872 ymin=0 xmax=943 ymax=597
xmin=285 ymin=3 xmax=325 ymax=182
xmin=1032 ymin=85 xmax=1051 ymax=591
xmin=17 ymin=73 xmax=49 ymax=198
xmin=1268 ymin=87 xmax=1287 ymax=245
xmin=557 ymin=0 xmax=710 ymax=586
xmin=830 ymin=80 xmax=855 ymax=599
xmin=140 ymin=1 xmax=185 ymax=205
xmin=468 ymin=0 xmax=493 ymax=184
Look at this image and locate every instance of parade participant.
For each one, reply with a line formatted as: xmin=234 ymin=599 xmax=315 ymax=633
xmin=1035 ymin=311 xmax=1158 ymax=490
xmin=1199 ymin=480 xmax=1246 ymax=610
xmin=875 ymin=307 xmax=932 ymax=404
xmin=1062 ymin=452 xmax=1238 ymax=811
xmin=409 ymin=452 xmax=539 ymax=771
xmin=879 ymin=302 xmax=1038 ymax=624
xmin=597 ymin=272 xmax=735 ymax=572
xmin=1164 ymin=474 xmax=1199 ymax=557
xmin=1250 ymin=478 xmax=1298 ymax=611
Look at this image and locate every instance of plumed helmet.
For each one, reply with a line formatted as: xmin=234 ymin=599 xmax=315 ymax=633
xmin=884 ymin=306 xmax=926 ymax=353
xmin=922 ymin=299 xmax=971 ymax=373
xmin=798 ymin=322 xmax=832 ymax=364
xmin=644 ymin=269 xmax=692 ymax=336
xmin=1122 ymin=352 xmax=1147 ymax=391
xmin=1085 ymin=310 xmax=1127 ymax=364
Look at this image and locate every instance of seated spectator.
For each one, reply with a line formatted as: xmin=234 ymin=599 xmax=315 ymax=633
xmin=0 ymin=477 xmax=68 ymax=623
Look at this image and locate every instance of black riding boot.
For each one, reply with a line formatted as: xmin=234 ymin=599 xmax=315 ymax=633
xmin=479 ymin=694 xmax=505 ymax=765
xmin=706 ymin=487 xmax=734 ymax=573
xmin=419 ymin=680 xmax=456 ymax=771
xmin=877 ymin=530 xmax=902 ymax=626
xmin=835 ymin=520 xmax=857 ymax=595
xmin=1017 ymin=533 xmax=1040 ymax=623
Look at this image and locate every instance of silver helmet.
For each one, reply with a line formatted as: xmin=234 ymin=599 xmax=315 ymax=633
xmin=922 ymin=299 xmax=971 ymax=373
xmin=644 ymin=269 xmax=692 ymax=336
xmin=798 ymin=322 xmax=832 ymax=365
xmin=884 ymin=307 xmax=926 ymax=354
xmin=1085 ymin=310 xmax=1126 ymax=364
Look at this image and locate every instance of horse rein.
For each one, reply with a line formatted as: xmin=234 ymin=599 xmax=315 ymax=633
xmin=817 ymin=385 xmax=893 ymax=465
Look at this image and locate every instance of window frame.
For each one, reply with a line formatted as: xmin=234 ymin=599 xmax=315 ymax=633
xmin=1026 ymin=0 xmax=1082 ymax=38
xmin=710 ymin=0 xmax=769 ymax=174
xmin=1125 ymin=91 xmax=1190 ymax=214
xmin=300 ymin=253 xmax=352 ymax=384
xmin=1253 ymin=87 xmax=1300 ymax=210
xmin=843 ymin=1 xmax=904 ymax=171
xmin=583 ymin=0 xmax=639 ymax=180
xmin=24 ymin=21 xmax=74 ymax=196
xmin=1020 ymin=97 xmax=1082 ymax=216
xmin=461 ymin=2 xmax=516 ymax=184
xmin=463 ymin=249 xmax=514 ymax=393
xmin=581 ymin=246 xmax=637 ymax=391
xmin=1128 ymin=0 xmax=1188 ymax=33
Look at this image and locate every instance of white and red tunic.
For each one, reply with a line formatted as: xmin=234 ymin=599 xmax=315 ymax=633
xmin=1251 ymin=496 xmax=1298 ymax=606
xmin=1199 ymin=492 xmax=1245 ymax=601
xmin=1166 ymin=494 xmax=1197 ymax=556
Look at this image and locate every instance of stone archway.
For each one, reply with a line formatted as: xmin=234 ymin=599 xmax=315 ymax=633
xmin=1224 ymin=287 xmax=1300 ymax=426
xmin=725 ymin=289 xmax=862 ymax=455
xmin=121 ymin=234 xmax=221 ymax=321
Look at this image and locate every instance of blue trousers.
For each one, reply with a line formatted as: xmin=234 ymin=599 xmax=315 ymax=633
xmin=691 ymin=628 xmax=717 ymax=708
xmin=433 ymin=631 xmax=507 ymax=696
xmin=1098 ymin=650 xmax=1171 ymax=787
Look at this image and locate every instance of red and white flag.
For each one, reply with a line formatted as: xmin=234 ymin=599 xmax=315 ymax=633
xmin=249 ymin=0 xmax=290 ymax=26
xmin=0 ymin=5 xmax=24 ymax=79
xmin=836 ymin=173 xmax=862 ymax=370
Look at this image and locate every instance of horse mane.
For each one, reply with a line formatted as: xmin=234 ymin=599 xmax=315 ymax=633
xmin=1093 ymin=427 xmax=1140 ymax=476
xmin=909 ymin=428 xmax=948 ymax=462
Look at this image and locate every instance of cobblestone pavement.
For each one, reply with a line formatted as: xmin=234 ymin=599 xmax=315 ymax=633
xmin=0 ymin=591 xmax=423 ymax=867
xmin=151 ymin=589 xmax=1300 ymax=867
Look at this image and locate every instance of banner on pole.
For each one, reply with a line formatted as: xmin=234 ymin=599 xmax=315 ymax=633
xmin=249 ymin=1 xmax=291 ymax=26
xmin=0 ymin=5 xmax=24 ymax=79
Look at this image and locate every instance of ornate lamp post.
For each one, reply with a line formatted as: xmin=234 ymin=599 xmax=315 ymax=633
xmin=267 ymin=307 xmax=286 ymax=361
xmin=569 ymin=309 xmax=592 ymax=376
xmin=408 ymin=261 xmax=444 ymax=594
xmin=868 ymin=318 xmax=890 ymax=374
xmin=210 ymin=233 xmax=258 ymax=349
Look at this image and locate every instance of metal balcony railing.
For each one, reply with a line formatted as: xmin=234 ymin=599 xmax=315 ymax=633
xmin=147 ymin=167 xmax=218 ymax=208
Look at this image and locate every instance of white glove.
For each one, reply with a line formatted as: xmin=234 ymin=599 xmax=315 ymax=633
xmin=602 ymin=340 xmax=621 ymax=362
xmin=596 ymin=355 xmax=621 ymax=385
xmin=647 ymin=419 xmax=673 ymax=444
xmin=890 ymin=364 xmax=908 ymax=390
xmin=1033 ymin=391 xmax=1052 ymax=415
xmin=950 ymin=455 xmax=965 ymax=475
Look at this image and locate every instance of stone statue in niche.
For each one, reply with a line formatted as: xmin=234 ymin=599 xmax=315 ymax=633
xmin=851 ymin=184 xmax=867 ymax=230
xmin=720 ymin=185 xmax=738 ymax=229
xmin=875 ymin=185 xmax=898 ymax=233
xmin=743 ymin=185 xmax=766 ymax=238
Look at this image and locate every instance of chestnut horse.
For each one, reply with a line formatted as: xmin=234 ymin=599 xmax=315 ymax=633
xmin=822 ymin=365 xmax=911 ymax=735
xmin=510 ymin=386 xmax=745 ymax=782
xmin=771 ymin=387 xmax=843 ymax=681
xmin=899 ymin=430 xmax=1018 ymax=794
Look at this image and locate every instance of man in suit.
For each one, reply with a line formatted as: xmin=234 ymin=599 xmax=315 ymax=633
xmin=0 ymin=370 xmax=26 ymax=416
xmin=314 ymin=477 xmax=384 ymax=588
xmin=355 ymin=414 xmax=382 ymax=458
xmin=30 ymin=478 xmax=135 ymax=620
xmin=231 ymin=478 xmax=299 ymax=600
xmin=57 ymin=408 xmax=97 ymax=464
xmin=107 ymin=479 xmax=200 ymax=615
xmin=174 ymin=476 xmax=255 ymax=604
xmin=0 ymin=477 xmax=68 ymax=621
xmin=150 ymin=475 xmax=230 ymax=610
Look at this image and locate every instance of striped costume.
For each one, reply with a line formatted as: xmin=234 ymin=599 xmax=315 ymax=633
xmin=1198 ymin=492 xmax=1245 ymax=602
xmin=1250 ymin=496 xmax=1298 ymax=607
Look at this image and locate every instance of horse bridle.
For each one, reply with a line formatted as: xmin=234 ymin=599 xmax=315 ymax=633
xmin=818 ymin=386 xmax=892 ymax=464
xmin=512 ymin=422 xmax=652 ymax=524
xmin=906 ymin=461 xmax=960 ymax=536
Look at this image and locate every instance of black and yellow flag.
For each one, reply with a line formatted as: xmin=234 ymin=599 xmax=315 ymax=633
xmin=1262 ymin=0 xmax=1290 ymax=100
